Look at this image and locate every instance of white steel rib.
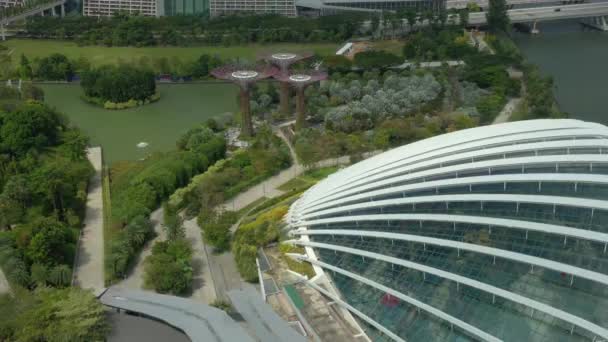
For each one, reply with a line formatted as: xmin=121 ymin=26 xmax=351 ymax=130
xmin=296 ymin=255 xmax=503 ymax=342
xmin=299 ymin=154 xmax=608 ymax=211
xmin=293 ymin=240 xmax=608 ymax=340
xmin=300 ymin=194 xmax=608 ymax=221
xmin=304 ymin=122 xmax=608 ymax=202
xmin=292 ymin=229 xmax=608 ymax=285
xmin=299 ymin=173 xmax=608 ymax=214
xmin=292 ymin=214 xmax=608 ymax=245
xmin=302 ymin=278 xmax=407 ymax=342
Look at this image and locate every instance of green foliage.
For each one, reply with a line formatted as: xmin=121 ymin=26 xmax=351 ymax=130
xmin=324 ymin=55 xmax=353 ymax=73
xmin=170 ymin=126 xmax=291 ymax=212
xmin=199 ymin=209 xmax=237 ymax=252
xmin=0 ymin=287 xmax=109 ymax=341
xmin=106 ymin=126 xmax=226 ymax=282
xmin=23 ymin=217 xmax=75 ymax=267
xmin=486 ymin=0 xmax=510 ymax=33
xmin=521 ymin=65 xmax=564 ymax=119
xmin=81 ymin=64 xmax=156 ymax=103
xmin=354 ymin=50 xmax=402 ymax=69
xmin=0 ymin=102 xmax=62 ymax=156
xmin=25 ymin=13 xmax=366 ymax=46
xmin=232 ymin=206 xmax=287 ymax=282
xmin=476 ymin=94 xmax=507 ymax=123
xmin=36 ymin=53 xmax=74 ymax=81
xmin=278 ymin=243 xmax=315 ymax=279
xmin=403 ymin=28 xmax=477 ymax=61
xmin=143 ymin=239 xmax=193 ymax=295
xmin=163 ymin=202 xmax=184 ymax=241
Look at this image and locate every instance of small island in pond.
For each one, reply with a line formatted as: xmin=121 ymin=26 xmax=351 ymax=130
xmin=81 ymin=65 xmax=159 ymax=110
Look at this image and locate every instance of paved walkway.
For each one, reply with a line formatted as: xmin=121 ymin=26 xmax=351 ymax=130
xmin=0 ymin=267 xmax=9 ymax=294
xmin=185 ymin=217 xmax=217 ymax=303
xmin=493 ymin=98 xmax=522 ymax=124
xmin=72 ymin=147 xmax=105 ymax=295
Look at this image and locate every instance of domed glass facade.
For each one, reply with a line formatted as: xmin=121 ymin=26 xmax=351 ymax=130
xmin=287 ymin=120 xmax=608 ymax=342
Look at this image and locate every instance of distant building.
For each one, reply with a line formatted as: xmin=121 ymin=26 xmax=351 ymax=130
xmin=83 ymin=0 xmax=158 ymax=16
xmin=159 ymin=0 xmax=208 ymax=15
xmin=209 ymin=0 xmax=296 ymax=17
xmin=0 ymin=0 xmax=24 ymax=7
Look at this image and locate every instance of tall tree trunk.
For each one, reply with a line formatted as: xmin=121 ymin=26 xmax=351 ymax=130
xmin=280 ymin=82 xmax=290 ymax=115
xmin=295 ymin=87 xmax=306 ymax=131
xmin=240 ymin=88 xmax=253 ymax=137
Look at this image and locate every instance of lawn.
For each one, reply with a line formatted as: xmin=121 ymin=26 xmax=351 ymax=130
xmin=3 ymin=39 xmax=340 ymax=66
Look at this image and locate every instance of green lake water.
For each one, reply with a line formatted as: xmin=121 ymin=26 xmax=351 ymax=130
xmin=39 ymin=83 xmax=238 ymax=164
xmin=513 ymin=20 xmax=608 ymax=124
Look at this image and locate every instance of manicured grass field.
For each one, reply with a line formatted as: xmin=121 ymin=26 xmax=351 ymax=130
xmin=4 ymin=39 xmax=340 ymax=65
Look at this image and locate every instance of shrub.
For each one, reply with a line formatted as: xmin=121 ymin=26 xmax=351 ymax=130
xmin=143 ymin=239 xmax=193 ymax=295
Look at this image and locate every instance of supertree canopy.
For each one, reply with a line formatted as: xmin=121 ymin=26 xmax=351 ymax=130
xmin=262 ymin=52 xmax=313 ymax=116
xmin=274 ymin=71 xmax=327 ymax=130
xmin=211 ymin=64 xmax=278 ymax=137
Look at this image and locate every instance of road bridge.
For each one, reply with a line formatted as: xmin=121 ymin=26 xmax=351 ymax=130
xmin=468 ymin=2 xmax=608 ymax=30
xmin=447 ymin=0 xmax=585 ymax=10
xmin=0 ymin=0 xmax=66 ymax=40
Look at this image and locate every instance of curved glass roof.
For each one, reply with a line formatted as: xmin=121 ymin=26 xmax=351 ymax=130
xmin=287 ymin=120 xmax=608 ymax=342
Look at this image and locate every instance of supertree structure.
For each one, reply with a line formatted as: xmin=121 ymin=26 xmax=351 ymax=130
xmin=211 ymin=64 xmax=278 ymax=137
xmin=274 ymin=71 xmax=327 ymax=130
xmin=262 ymin=52 xmax=313 ymax=116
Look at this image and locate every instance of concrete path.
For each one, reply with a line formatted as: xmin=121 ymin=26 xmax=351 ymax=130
xmin=0 ymin=268 xmax=9 ymax=294
xmin=72 ymin=147 xmax=105 ymax=295
xmin=185 ymin=217 xmax=217 ymax=303
xmin=118 ymin=208 xmax=164 ymax=290
xmin=493 ymin=98 xmax=522 ymax=124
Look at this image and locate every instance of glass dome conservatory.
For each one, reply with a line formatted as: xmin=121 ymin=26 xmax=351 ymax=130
xmin=286 ymin=119 xmax=608 ymax=342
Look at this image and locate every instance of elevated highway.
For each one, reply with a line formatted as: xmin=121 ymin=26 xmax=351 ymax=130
xmin=447 ymin=0 xmax=585 ymax=9
xmin=0 ymin=0 xmax=66 ymax=40
xmin=468 ymin=2 xmax=608 ymax=26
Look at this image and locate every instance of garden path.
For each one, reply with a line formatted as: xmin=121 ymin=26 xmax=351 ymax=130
xmin=72 ymin=147 xmax=105 ymax=295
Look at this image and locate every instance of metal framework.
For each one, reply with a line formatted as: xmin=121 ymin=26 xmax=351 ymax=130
xmin=274 ymin=71 xmax=327 ymax=130
xmin=262 ymin=52 xmax=312 ymax=116
xmin=211 ymin=64 xmax=278 ymax=137
xmin=287 ymin=119 xmax=608 ymax=342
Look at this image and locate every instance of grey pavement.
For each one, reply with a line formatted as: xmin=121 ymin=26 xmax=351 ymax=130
xmin=185 ymin=217 xmax=217 ymax=304
xmin=493 ymin=98 xmax=523 ymax=124
xmin=0 ymin=267 xmax=9 ymax=294
xmin=118 ymin=208 xmax=164 ymax=290
xmin=73 ymin=146 xmax=105 ymax=294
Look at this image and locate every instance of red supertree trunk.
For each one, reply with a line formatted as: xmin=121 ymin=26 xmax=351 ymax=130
xmin=240 ymin=88 xmax=253 ymax=137
xmin=280 ymin=82 xmax=290 ymax=115
xmin=295 ymin=87 xmax=306 ymax=131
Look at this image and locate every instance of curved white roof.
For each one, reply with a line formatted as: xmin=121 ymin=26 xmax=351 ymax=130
xmin=288 ymin=120 xmax=608 ymax=342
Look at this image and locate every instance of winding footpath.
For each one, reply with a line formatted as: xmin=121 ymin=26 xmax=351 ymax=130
xmin=72 ymin=147 xmax=105 ymax=295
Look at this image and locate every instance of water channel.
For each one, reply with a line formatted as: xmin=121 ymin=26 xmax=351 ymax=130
xmin=513 ymin=19 xmax=608 ymax=124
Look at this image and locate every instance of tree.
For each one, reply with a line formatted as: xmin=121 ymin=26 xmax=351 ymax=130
xmin=163 ymin=202 xmax=184 ymax=241
xmin=36 ymin=53 xmax=73 ymax=81
xmin=459 ymin=9 xmax=470 ymax=27
xmin=143 ymin=239 xmax=193 ymax=294
xmin=18 ymin=54 xmax=32 ymax=80
xmin=200 ymin=210 xmax=234 ymax=252
xmin=1 ymin=287 xmax=109 ymax=341
xmin=25 ymin=217 xmax=74 ymax=266
xmin=0 ymin=103 xmax=62 ymax=156
xmin=487 ymin=0 xmax=510 ymax=32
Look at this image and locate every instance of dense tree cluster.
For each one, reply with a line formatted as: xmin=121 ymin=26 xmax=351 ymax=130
xmin=170 ymin=126 xmax=291 ymax=214
xmin=143 ymin=239 xmax=193 ymax=294
xmin=0 ymin=100 xmax=92 ymax=288
xmin=233 ymin=206 xmax=287 ymax=281
xmin=105 ymin=123 xmax=226 ymax=282
xmin=81 ymin=65 xmax=156 ymax=105
xmin=324 ymin=73 xmax=442 ymax=132
xmin=199 ymin=209 xmax=237 ymax=252
xmin=403 ymin=28 xmax=477 ymax=61
xmin=0 ymin=287 xmax=108 ymax=341
xmin=24 ymin=13 xmax=365 ymax=46
xmin=354 ymin=50 xmax=402 ymax=69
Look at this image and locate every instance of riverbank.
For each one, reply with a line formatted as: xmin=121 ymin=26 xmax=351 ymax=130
xmin=512 ymin=20 xmax=608 ymax=124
